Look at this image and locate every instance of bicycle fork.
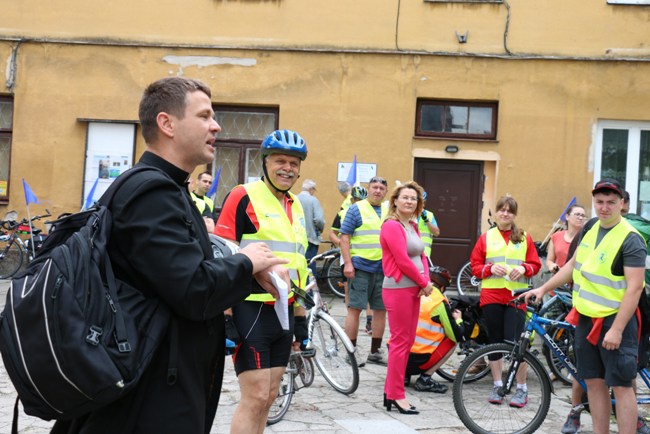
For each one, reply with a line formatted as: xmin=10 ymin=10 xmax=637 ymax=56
xmin=499 ymin=330 xmax=533 ymax=398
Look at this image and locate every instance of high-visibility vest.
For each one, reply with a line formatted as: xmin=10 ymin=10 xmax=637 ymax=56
xmin=411 ymin=289 xmax=446 ymax=354
xmin=190 ymin=192 xmax=214 ymax=214
xmin=482 ymin=227 xmax=529 ymax=291
xmin=240 ymin=180 xmax=308 ymax=302
xmin=418 ymin=210 xmax=435 ymax=257
xmin=349 ymin=200 xmax=388 ymax=261
xmin=573 ymin=219 xmax=642 ymax=317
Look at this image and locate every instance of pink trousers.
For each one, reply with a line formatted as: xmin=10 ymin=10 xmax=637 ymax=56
xmin=382 ymin=286 xmax=420 ymax=400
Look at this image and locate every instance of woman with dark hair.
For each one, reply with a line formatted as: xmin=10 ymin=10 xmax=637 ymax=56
xmin=546 ymin=204 xmax=587 ymax=274
xmin=470 ymin=195 xmax=541 ymax=408
xmin=380 ymin=181 xmax=433 ymax=415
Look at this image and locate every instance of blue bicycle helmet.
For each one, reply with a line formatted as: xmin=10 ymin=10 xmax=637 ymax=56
xmin=261 ymin=129 xmax=308 ymax=161
xmin=351 ymin=186 xmax=368 ymax=200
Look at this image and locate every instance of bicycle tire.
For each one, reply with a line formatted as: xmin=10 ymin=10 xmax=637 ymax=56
xmin=456 ymin=261 xmax=480 ymax=296
xmin=311 ymin=310 xmax=359 ymax=394
xmin=324 ymin=256 xmax=345 ymax=298
xmin=299 ymin=355 xmax=315 ymax=387
xmin=267 ymin=365 xmax=294 ymax=425
xmin=437 ymin=341 xmax=490 ymax=383
xmin=453 ymin=343 xmax=552 ymax=434
xmin=0 ymin=240 xmax=24 ymax=279
xmin=542 ymin=316 xmax=574 ymax=386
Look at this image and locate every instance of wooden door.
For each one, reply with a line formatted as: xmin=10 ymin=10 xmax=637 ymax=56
xmin=414 ymin=158 xmax=484 ymax=276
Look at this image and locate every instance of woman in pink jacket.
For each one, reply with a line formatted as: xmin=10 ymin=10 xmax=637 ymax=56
xmin=380 ymin=181 xmax=433 ymax=415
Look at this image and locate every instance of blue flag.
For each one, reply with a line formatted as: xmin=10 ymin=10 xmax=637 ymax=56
xmin=346 ymin=155 xmax=359 ymax=187
xmin=22 ymin=179 xmax=39 ymax=205
xmin=84 ymin=178 xmax=100 ymax=210
xmin=207 ymin=166 xmax=222 ymax=199
xmin=559 ymin=196 xmax=577 ymax=222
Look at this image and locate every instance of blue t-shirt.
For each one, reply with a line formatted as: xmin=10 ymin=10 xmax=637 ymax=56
xmin=340 ymin=203 xmax=383 ymax=273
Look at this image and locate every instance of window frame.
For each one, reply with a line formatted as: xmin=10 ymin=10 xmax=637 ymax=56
xmin=211 ymin=105 xmax=279 ymax=211
xmin=415 ymin=98 xmax=499 ymax=141
xmin=0 ymin=95 xmax=14 ymax=204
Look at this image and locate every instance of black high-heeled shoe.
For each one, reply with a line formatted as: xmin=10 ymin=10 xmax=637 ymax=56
xmin=385 ymin=398 xmax=419 ymax=415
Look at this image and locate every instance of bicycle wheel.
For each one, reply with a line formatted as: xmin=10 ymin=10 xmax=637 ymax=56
xmin=311 ymin=311 xmax=359 ymax=394
xmin=267 ymin=366 xmax=294 ymax=425
xmin=437 ymin=341 xmax=490 ymax=383
xmin=453 ymin=343 xmax=552 ymax=434
xmin=0 ymin=240 xmax=23 ymax=279
xmin=297 ymin=354 xmax=315 ymax=387
xmin=323 ymin=257 xmax=345 ymax=298
xmin=542 ymin=321 xmax=574 ymax=386
xmin=456 ymin=261 xmax=480 ymax=296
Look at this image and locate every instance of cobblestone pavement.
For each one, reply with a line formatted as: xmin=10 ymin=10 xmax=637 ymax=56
xmin=0 ymin=279 xmax=625 ymax=433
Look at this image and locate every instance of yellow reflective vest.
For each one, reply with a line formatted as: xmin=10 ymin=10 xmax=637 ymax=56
xmin=411 ymin=289 xmax=447 ymax=354
xmin=482 ymin=227 xmax=529 ymax=291
xmin=349 ymin=200 xmax=388 ymax=261
xmin=190 ymin=192 xmax=214 ymax=215
xmin=573 ymin=219 xmax=642 ymax=318
xmin=239 ymin=180 xmax=308 ymax=302
xmin=418 ymin=210 xmax=435 ymax=257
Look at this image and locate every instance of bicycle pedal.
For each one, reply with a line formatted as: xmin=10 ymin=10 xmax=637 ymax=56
xmin=301 ymin=348 xmax=316 ymax=357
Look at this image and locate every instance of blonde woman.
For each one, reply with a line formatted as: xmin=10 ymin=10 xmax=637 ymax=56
xmin=380 ymin=181 xmax=433 ymax=414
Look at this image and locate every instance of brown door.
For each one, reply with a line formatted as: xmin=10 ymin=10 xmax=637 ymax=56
xmin=414 ymin=158 xmax=483 ymax=276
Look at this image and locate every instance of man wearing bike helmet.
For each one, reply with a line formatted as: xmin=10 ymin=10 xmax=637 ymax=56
xmin=418 ymin=191 xmax=440 ymax=258
xmin=215 ymin=129 xmax=310 ymax=434
xmin=340 ymin=176 xmax=389 ymax=365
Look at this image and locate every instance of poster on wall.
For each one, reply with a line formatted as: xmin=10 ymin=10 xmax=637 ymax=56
xmin=82 ymin=122 xmax=136 ymax=208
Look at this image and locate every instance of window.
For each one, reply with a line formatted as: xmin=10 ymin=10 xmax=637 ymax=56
xmin=595 ymin=120 xmax=650 ymax=219
xmin=416 ymin=99 xmax=498 ymax=140
xmin=0 ymin=96 xmax=13 ymax=203
xmin=212 ymin=106 xmax=278 ymax=209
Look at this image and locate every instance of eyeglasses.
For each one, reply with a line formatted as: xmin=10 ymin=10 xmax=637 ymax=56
xmin=571 ymin=213 xmax=586 ymax=219
xmin=369 ymin=177 xmax=387 ymax=186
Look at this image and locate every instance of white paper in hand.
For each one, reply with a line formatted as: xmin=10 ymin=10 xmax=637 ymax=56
xmin=270 ymin=271 xmax=290 ymax=331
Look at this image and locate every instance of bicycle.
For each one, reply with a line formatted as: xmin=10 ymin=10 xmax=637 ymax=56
xmin=452 ymin=289 xmax=650 ymax=434
xmin=312 ymin=246 xmax=345 ymax=299
xmin=0 ymin=210 xmax=51 ymax=279
xmin=267 ymin=253 xmax=359 ymax=424
xmin=455 ymin=260 xmax=481 ymax=296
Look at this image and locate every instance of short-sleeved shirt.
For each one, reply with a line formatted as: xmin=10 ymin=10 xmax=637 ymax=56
xmin=340 ymin=202 xmax=383 ymax=273
xmin=579 ymin=217 xmax=646 ymax=275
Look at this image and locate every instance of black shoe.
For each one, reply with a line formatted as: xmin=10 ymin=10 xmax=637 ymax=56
xmin=404 ymin=375 xmax=412 ymax=387
xmin=414 ymin=376 xmax=448 ymax=393
xmin=385 ymin=398 xmax=419 ymax=415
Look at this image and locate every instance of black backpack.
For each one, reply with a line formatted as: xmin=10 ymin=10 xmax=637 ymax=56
xmin=0 ymin=166 xmax=170 ymax=424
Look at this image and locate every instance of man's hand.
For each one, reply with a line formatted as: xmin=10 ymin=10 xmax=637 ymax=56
xmin=239 ymin=242 xmax=289 ymax=274
xmin=203 ymin=217 xmax=215 ymax=233
xmin=602 ymin=328 xmax=623 ymax=351
xmin=521 ymin=287 xmax=545 ymax=305
xmin=343 ymin=262 xmax=355 ymax=280
xmin=253 ymin=264 xmax=290 ymax=300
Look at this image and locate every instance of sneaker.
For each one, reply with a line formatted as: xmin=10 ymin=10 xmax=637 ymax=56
xmin=488 ymin=387 xmax=503 ymax=405
xmin=638 ymin=416 xmax=650 ymax=434
xmin=414 ymin=376 xmax=448 ymax=393
xmin=509 ymin=389 xmax=528 ymax=408
xmin=366 ymin=348 xmax=388 ymax=366
xmin=561 ymin=411 xmax=580 ymax=434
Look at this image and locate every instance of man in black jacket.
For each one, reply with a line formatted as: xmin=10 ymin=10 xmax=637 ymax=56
xmin=51 ymin=77 xmax=288 ymax=434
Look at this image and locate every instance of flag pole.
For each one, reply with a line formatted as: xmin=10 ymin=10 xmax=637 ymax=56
xmin=25 ymin=205 xmax=36 ymax=259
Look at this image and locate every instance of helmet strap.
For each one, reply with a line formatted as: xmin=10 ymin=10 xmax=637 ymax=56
xmin=262 ymin=165 xmax=291 ymax=194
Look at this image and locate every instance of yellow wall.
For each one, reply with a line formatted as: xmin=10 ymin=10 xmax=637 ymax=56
xmin=1 ymin=0 xmax=649 ymax=242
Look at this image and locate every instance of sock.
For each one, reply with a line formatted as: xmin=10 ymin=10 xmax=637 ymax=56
xmin=419 ymin=374 xmax=431 ymax=382
xmin=350 ymin=339 xmax=357 ymax=347
xmin=494 ymin=381 xmax=503 ymax=388
xmin=371 ymin=338 xmax=383 ymax=354
xmin=517 ymin=383 xmax=527 ymax=392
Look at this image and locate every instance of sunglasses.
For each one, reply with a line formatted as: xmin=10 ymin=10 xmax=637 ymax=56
xmin=369 ymin=177 xmax=387 ymax=186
